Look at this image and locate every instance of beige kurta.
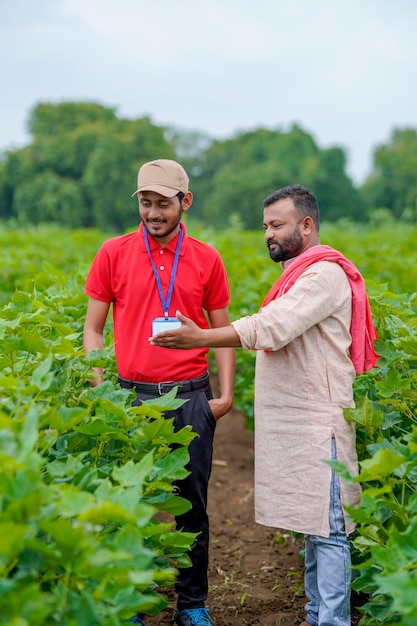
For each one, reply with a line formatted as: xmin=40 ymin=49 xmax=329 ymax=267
xmin=232 ymin=261 xmax=361 ymax=537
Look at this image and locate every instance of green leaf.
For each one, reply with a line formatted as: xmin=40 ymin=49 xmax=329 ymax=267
xmin=140 ymin=387 xmax=189 ymax=411
xmin=140 ymin=416 xmax=196 ymax=446
xmin=46 ymin=455 xmax=84 ymax=478
xmin=75 ymin=417 xmax=129 ymax=439
xmin=152 ymin=446 xmax=190 ymax=482
xmin=344 ymin=395 xmax=384 ymax=430
xmin=77 ymin=501 xmax=137 ymax=524
xmin=30 ymin=353 xmax=54 ymax=390
xmin=0 ymin=522 xmax=30 ymax=566
xmin=159 ymin=530 xmax=196 ymax=549
xmin=18 ymin=407 xmax=39 ymax=459
xmin=21 ymin=328 xmax=51 ymax=354
xmin=45 ymin=406 xmax=89 ymax=432
xmin=53 ymin=486 xmax=96 ymax=517
xmin=146 ymin=493 xmax=191 ymax=516
xmin=375 ymin=368 xmax=411 ymax=398
xmin=358 ymin=447 xmax=406 ymax=481
xmin=112 ymin=453 xmax=154 ymax=488
xmin=374 ymin=570 xmax=417 ymax=615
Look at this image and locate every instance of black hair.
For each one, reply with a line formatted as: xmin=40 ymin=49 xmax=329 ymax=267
xmin=263 ymin=184 xmax=320 ymax=230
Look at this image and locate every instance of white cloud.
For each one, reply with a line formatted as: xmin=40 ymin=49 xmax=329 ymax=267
xmin=1 ymin=0 xmax=417 ymax=183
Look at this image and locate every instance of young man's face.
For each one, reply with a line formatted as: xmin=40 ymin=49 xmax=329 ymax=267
xmin=139 ymin=191 xmax=184 ymax=244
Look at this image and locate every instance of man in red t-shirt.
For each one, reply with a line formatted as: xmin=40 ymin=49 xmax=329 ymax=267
xmin=83 ymin=159 xmax=235 ymax=626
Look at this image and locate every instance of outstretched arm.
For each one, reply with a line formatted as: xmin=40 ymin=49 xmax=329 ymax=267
xmin=149 ymin=310 xmax=242 ymax=349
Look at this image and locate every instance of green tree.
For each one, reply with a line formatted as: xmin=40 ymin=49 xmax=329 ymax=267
xmin=84 ymin=117 xmax=176 ymax=231
xmin=1 ymin=147 xmax=42 ymax=221
xmin=314 ymin=147 xmax=365 ymax=223
xmin=191 ymin=125 xmax=363 ymax=229
xmin=1 ymin=103 xmax=175 ymax=230
xmin=360 ymin=127 xmax=417 ymax=220
xmin=1 ymin=106 xmax=114 ymax=225
xmin=0 ymin=159 xmax=13 ymax=219
xmin=28 ymin=101 xmax=117 ymax=138
xmin=33 ymin=123 xmax=110 ymax=180
xmin=14 ymin=171 xmax=86 ymax=227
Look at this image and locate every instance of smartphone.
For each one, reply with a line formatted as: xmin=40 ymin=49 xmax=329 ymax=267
xmin=152 ymin=317 xmax=182 ymax=335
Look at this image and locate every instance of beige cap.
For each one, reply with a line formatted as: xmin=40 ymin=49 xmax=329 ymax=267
xmin=132 ymin=159 xmax=189 ymax=197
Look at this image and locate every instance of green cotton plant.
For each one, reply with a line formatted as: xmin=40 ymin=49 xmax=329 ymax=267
xmin=329 ymin=286 xmax=417 ymax=626
xmin=3 ymin=221 xmax=417 ymax=624
xmin=0 ymin=224 xmax=108 ymax=304
xmin=0 ymin=285 xmax=198 ymax=626
xmin=339 ymin=427 xmax=417 ymax=626
xmin=0 ymin=404 xmax=193 ymax=626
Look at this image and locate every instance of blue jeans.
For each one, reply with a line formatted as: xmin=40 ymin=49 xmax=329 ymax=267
xmin=304 ymin=438 xmax=352 ymax=626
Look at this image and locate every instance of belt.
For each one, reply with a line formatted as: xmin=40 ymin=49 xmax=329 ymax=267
xmin=118 ymin=371 xmax=210 ymax=396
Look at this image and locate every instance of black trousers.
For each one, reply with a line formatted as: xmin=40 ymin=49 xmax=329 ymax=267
xmin=132 ymin=383 xmax=216 ymax=610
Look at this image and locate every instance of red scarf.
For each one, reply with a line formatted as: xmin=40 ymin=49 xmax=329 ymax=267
xmin=261 ymin=245 xmax=379 ymax=374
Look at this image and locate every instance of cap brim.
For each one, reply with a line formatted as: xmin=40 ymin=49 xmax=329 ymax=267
xmin=131 ymin=184 xmax=181 ymax=198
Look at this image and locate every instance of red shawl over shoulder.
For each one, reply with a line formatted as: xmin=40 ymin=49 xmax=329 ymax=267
xmin=261 ymin=245 xmax=379 ymax=374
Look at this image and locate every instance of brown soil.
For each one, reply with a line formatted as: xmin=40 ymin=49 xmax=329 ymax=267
xmin=146 ymin=394 xmax=363 ymax=625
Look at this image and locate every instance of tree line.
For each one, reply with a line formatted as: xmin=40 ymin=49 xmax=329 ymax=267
xmin=0 ymin=101 xmax=416 ymax=232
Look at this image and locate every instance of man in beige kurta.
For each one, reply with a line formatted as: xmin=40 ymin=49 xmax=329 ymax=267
xmin=150 ymin=184 xmax=378 ymax=626
xmin=233 ymin=260 xmax=361 ymax=538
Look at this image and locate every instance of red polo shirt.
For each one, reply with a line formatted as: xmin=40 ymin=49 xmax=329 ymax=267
xmin=85 ymin=223 xmax=230 ymax=382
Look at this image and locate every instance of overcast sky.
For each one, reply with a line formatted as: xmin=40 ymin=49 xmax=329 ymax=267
xmin=1 ymin=0 xmax=417 ymax=184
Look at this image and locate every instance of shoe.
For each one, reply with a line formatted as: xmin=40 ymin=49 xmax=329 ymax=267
xmin=174 ymin=608 xmax=215 ymax=625
xmin=127 ymin=615 xmax=145 ymax=625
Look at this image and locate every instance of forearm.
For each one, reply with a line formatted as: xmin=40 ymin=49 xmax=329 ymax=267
xmin=200 ymin=325 xmax=242 ymax=348
xmin=83 ymin=297 xmax=110 ymax=386
xmin=83 ymin=328 xmax=103 ymax=354
xmin=214 ymin=346 xmax=236 ymax=406
xmin=83 ymin=328 xmax=104 ymax=386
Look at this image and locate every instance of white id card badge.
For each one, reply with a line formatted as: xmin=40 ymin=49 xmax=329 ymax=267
xmin=152 ymin=317 xmax=182 ymax=335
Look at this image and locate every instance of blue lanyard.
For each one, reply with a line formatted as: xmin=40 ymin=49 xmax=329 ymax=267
xmin=143 ymin=226 xmax=183 ymax=319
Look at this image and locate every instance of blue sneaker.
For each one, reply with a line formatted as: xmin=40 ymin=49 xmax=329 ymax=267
xmin=174 ymin=608 xmax=215 ymax=625
xmin=126 ymin=615 xmax=145 ymax=625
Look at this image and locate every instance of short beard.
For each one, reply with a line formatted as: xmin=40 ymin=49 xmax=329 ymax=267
xmin=268 ymin=226 xmax=303 ymax=263
xmin=145 ymin=208 xmax=183 ymax=239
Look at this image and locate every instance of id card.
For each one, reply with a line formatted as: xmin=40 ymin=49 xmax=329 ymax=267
xmin=152 ymin=317 xmax=182 ymax=335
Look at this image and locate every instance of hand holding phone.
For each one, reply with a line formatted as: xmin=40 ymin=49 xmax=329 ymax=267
xmin=152 ymin=317 xmax=182 ymax=335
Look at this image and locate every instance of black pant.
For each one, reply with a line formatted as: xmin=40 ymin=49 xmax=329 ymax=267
xmin=132 ymin=383 xmax=216 ymax=610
